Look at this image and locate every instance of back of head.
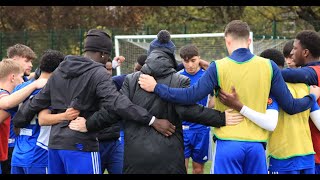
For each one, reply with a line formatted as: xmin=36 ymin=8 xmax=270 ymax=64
xmin=224 ymin=20 xmax=250 ymax=40
xmin=84 ymin=29 xmax=112 ymax=55
xmin=295 ymin=30 xmax=320 ymax=58
xmin=179 ymin=44 xmax=199 ymax=61
xmin=283 ymin=40 xmax=294 ymax=58
xmin=134 ymin=54 xmax=147 ymax=72
xmin=39 ymin=49 xmax=65 ymax=73
xmin=260 ymin=48 xmax=285 ymax=68
xmin=7 ymin=43 xmax=37 ymax=60
xmin=0 ymin=58 xmax=23 ymax=79
xmin=137 ymin=54 xmax=147 ymax=66
xmin=148 ymin=30 xmax=176 ymax=55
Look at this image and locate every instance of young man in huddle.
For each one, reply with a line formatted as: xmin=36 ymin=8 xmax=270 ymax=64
xmin=261 ymin=48 xmax=319 ymax=174
xmin=138 ymin=20 xmax=320 ymax=174
xmin=3 ymin=44 xmax=37 ymax=174
xmin=179 ymin=44 xmax=212 ymax=174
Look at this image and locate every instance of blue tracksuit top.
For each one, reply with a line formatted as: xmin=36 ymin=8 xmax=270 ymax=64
xmin=154 ymin=48 xmax=316 ymax=115
xmin=281 ymin=61 xmax=320 ymax=85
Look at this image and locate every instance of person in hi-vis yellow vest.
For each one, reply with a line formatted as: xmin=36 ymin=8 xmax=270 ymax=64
xmin=260 ymin=48 xmax=320 ymax=174
xmin=138 ymin=20 xmax=320 ymax=174
xmin=281 ymin=30 xmax=320 ymax=174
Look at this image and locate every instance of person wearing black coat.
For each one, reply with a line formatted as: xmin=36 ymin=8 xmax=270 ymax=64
xmin=71 ymin=30 xmax=244 ymax=174
xmin=12 ymin=29 xmax=175 ymax=174
xmin=120 ymin=30 xmax=243 ymax=174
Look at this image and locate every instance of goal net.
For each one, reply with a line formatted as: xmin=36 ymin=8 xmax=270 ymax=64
xmin=253 ymin=36 xmax=291 ymax=56
xmin=114 ymin=32 xmax=254 ymax=75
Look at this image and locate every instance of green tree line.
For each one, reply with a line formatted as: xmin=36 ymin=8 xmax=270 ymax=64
xmin=1 ymin=6 xmax=319 ymax=33
xmin=0 ymin=6 xmax=320 ymax=69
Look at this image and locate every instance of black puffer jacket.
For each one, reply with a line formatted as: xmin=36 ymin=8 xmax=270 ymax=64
xmin=13 ymin=55 xmax=153 ymax=152
xmin=121 ymin=47 xmax=226 ymax=174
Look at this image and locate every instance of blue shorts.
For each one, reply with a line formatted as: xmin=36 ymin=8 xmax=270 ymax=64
xmin=269 ymin=168 xmax=315 ymax=174
xmin=211 ymin=139 xmax=268 ymax=174
xmin=11 ymin=166 xmax=47 ymax=174
xmin=99 ymin=138 xmax=124 ymax=174
xmin=268 ymin=155 xmax=315 ymax=174
xmin=183 ymin=128 xmax=210 ymax=164
xmin=316 ymin=164 xmax=320 ymax=174
xmin=48 ymin=148 xmax=101 ymax=174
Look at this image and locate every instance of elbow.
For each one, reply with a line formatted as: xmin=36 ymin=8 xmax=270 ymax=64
xmin=38 ymin=120 xmax=45 ymax=126
xmin=266 ymin=119 xmax=278 ymax=132
xmin=267 ymin=125 xmax=277 ymax=132
xmin=282 ymin=108 xmax=295 ymax=115
xmin=261 ymin=124 xmax=276 ymax=132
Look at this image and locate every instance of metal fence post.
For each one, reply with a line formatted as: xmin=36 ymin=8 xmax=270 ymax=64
xmin=272 ymin=20 xmax=277 ymax=38
xmin=24 ymin=30 xmax=28 ymax=45
xmin=50 ymin=29 xmax=54 ymax=50
xmin=79 ymin=28 xmax=83 ymax=55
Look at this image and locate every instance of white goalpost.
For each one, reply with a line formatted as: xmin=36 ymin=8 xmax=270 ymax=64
xmin=114 ymin=32 xmax=254 ymax=76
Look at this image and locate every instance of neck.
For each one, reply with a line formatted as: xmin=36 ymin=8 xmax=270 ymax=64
xmin=84 ymin=52 xmax=99 ymax=63
xmin=0 ymin=81 xmax=14 ymax=93
xmin=38 ymin=72 xmax=51 ymax=79
xmin=227 ymin=39 xmax=249 ymax=55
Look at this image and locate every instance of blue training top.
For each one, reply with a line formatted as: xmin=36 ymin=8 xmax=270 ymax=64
xmin=154 ymin=48 xmax=316 ymax=115
xmin=180 ymin=68 xmax=210 ymax=131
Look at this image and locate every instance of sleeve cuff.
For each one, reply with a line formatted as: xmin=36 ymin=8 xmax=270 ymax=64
xmin=112 ymin=59 xmax=119 ymax=69
xmin=310 ymin=93 xmax=317 ymax=102
xmin=240 ymin=105 xmax=247 ymax=114
xmin=154 ymin=84 xmax=160 ymax=94
xmin=149 ymin=116 xmax=156 ymax=126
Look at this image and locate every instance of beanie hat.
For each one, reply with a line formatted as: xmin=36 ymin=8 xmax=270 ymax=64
xmin=84 ymin=29 xmax=112 ymax=55
xmin=148 ymin=30 xmax=176 ymax=55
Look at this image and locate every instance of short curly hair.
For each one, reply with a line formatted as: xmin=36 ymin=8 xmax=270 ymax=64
xmin=295 ymin=30 xmax=320 ymax=58
xmin=39 ymin=49 xmax=64 ymax=73
xmin=260 ymin=48 xmax=285 ymax=67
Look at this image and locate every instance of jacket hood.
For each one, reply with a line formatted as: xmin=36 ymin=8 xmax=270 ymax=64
xmin=58 ymin=55 xmax=105 ymax=78
xmin=141 ymin=48 xmax=177 ymax=78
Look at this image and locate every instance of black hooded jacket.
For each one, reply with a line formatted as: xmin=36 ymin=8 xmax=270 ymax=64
xmin=119 ymin=47 xmax=226 ymax=174
xmin=12 ymin=55 xmax=153 ymax=152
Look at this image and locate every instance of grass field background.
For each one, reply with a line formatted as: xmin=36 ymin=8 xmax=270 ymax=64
xmin=187 ymin=159 xmax=212 ymax=174
xmin=187 ymin=128 xmax=214 ymax=174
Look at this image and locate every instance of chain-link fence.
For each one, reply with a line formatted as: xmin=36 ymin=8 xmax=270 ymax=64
xmin=0 ymin=29 xmax=87 ymax=68
xmin=0 ymin=22 xmax=306 ymax=72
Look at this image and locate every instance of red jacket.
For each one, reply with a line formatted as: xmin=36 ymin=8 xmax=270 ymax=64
xmin=309 ymin=66 xmax=320 ymax=164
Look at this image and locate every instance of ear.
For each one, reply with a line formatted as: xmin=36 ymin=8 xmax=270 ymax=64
xmin=10 ymin=73 xmax=15 ymax=82
xmin=247 ymin=38 xmax=252 ymax=46
xmin=225 ymin=36 xmax=231 ymax=47
xmin=303 ymin=49 xmax=310 ymax=58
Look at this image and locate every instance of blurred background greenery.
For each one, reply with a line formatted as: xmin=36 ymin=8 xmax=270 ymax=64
xmin=1 ymin=6 xmax=320 ymax=73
